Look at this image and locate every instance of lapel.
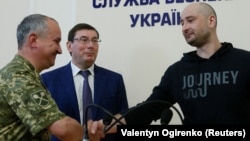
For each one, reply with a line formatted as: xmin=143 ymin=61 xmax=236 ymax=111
xmin=92 ymin=65 xmax=108 ymax=119
xmin=62 ymin=63 xmax=81 ymax=121
xmin=93 ymin=65 xmax=106 ymax=104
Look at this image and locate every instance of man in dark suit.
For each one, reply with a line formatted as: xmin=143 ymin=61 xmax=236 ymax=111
xmin=41 ymin=23 xmax=129 ymax=141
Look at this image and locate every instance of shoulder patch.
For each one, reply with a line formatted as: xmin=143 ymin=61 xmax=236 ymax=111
xmin=31 ymin=90 xmax=49 ymax=106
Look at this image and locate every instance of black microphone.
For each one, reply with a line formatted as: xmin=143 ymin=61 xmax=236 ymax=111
xmin=160 ymin=109 xmax=173 ymax=125
xmin=104 ymin=100 xmax=184 ymax=133
xmin=123 ymin=100 xmax=183 ymax=125
xmin=103 ymin=112 xmax=113 ymax=126
xmin=103 ymin=112 xmax=114 ymax=132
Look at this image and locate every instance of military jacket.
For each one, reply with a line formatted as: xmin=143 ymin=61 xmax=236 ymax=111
xmin=0 ymin=54 xmax=65 ymax=141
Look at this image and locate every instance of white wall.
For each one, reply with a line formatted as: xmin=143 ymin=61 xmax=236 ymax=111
xmin=1 ymin=0 xmax=249 ymax=124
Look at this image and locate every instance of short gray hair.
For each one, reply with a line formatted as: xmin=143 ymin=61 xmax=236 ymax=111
xmin=16 ymin=14 xmax=57 ymax=49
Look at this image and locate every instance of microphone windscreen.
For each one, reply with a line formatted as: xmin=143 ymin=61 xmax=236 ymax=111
xmin=160 ymin=109 xmax=173 ymax=125
xmin=103 ymin=113 xmax=113 ymax=126
xmin=124 ymin=100 xmax=172 ymax=125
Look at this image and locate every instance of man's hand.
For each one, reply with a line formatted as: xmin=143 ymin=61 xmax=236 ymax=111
xmin=87 ymin=120 xmax=105 ymax=141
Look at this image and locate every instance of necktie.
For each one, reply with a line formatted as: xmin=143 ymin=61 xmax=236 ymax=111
xmin=80 ymin=70 xmax=93 ymax=125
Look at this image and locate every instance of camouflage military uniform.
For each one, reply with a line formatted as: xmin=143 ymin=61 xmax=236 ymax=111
xmin=0 ymin=54 xmax=65 ymax=141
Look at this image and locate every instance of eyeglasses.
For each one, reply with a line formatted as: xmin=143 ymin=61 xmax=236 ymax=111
xmin=73 ymin=37 xmax=101 ymax=45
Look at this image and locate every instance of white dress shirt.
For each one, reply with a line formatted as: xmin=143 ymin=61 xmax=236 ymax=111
xmin=70 ymin=61 xmax=94 ymax=125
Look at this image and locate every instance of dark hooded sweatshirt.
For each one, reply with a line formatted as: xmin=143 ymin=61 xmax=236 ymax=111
xmin=125 ymin=42 xmax=250 ymax=125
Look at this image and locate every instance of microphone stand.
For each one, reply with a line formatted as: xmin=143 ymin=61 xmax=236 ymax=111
xmin=83 ymin=107 xmax=89 ymax=141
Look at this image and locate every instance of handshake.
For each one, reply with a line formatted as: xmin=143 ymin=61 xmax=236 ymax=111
xmin=84 ymin=104 xmax=126 ymax=141
xmin=84 ymin=114 xmax=125 ymax=141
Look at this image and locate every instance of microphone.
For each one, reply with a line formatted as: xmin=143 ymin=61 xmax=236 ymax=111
xmin=103 ymin=112 xmax=114 ymax=132
xmin=123 ymin=100 xmax=183 ymax=124
xmin=103 ymin=112 xmax=113 ymax=126
xmin=104 ymin=100 xmax=184 ymax=133
xmin=160 ymin=109 xmax=173 ymax=125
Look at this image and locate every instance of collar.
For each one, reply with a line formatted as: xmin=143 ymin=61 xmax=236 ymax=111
xmin=70 ymin=61 xmax=95 ymax=77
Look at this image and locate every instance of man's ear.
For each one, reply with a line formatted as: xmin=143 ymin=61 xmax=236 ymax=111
xmin=66 ymin=41 xmax=73 ymax=56
xmin=208 ymin=15 xmax=216 ymax=27
xmin=28 ymin=33 xmax=38 ymax=48
xmin=66 ymin=41 xmax=72 ymax=51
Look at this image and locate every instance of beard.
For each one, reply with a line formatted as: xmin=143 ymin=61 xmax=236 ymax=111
xmin=185 ymin=35 xmax=200 ymax=47
xmin=186 ymin=32 xmax=209 ymax=48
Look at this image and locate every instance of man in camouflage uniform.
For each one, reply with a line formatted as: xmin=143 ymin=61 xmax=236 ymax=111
xmin=0 ymin=54 xmax=64 ymax=140
xmin=0 ymin=14 xmax=104 ymax=141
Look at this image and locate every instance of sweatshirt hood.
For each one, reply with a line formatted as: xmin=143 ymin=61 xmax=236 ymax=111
xmin=181 ymin=42 xmax=233 ymax=62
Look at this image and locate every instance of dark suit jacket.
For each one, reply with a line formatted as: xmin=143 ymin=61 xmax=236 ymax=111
xmin=41 ymin=63 xmax=129 ymax=141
